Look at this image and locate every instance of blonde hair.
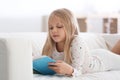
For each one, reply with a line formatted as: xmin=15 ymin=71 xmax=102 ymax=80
xmin=42 ymin=8 xmax=79 ymax=64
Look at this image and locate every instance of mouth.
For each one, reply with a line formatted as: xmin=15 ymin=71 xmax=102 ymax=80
xmin=52 ymin=35 xmax=60 ymax=40
xmin=53 ymin=35 xmax=59 ymax=37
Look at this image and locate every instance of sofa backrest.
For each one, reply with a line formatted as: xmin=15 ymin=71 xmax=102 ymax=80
xmin=0 ymin=32 xmax=119 ymax=57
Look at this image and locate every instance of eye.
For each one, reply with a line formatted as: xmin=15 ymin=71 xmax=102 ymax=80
xmin=49 ymin=26 xmax=53 ymax=30
xmin=57 ymin=25 xmax=63 ymax=28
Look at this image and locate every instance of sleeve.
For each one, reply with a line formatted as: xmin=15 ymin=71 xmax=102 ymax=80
xmin=70 ymin=36 xmax=89 ymax=77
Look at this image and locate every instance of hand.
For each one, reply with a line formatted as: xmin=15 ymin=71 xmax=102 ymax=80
xmin=48 ymin=60 xmax=73 ymax=76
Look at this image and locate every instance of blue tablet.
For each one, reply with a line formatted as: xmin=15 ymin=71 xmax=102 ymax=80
xmin=33 ymin=56 xmax=56 ymax=75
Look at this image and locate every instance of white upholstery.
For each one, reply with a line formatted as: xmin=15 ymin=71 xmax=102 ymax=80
xmin=79 ymin=33 xmax=109 ymax=50
xmin=0 ymin=32 xmax=119 ymax=80
xmin=101 ymin=34 xmax=120 ymax=49
xmin=0 ymin=38 xmax=33 ymax=80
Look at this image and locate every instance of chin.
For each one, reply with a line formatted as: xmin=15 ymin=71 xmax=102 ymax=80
xmin=54 ymin=40 xmax=60 ymax=43
xmin=53 ymin=39 xmax=61 ymax=43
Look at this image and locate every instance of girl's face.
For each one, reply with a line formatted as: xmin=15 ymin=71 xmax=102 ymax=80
xmin=49 ymin=16 xmax=66 ymax=44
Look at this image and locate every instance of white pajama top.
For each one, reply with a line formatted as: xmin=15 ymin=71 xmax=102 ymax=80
xmin=51 ymin=36 xmax=105 ymax=77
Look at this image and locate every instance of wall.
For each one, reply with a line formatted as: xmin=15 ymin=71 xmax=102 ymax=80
xmin=0 ymin=0 xmax=120 ymax=32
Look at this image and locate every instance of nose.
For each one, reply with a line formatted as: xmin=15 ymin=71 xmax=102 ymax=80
xmin=52 ymin=27 xmax=57 ymax=33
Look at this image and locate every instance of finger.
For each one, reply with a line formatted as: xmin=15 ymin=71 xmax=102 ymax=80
xmin=56 ymin=60 xmax=63 ymax=63
xmin=49 ymin=66 xmax=61 ymax=74
xmin=48 ymin=62 xmax=56 ymax=65
xmin=48 ymin=66 xmax=58 ymax=70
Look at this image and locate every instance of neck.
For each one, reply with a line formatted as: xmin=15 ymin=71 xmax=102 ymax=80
xmin=56 ymin=42 xmax=64 ymax=52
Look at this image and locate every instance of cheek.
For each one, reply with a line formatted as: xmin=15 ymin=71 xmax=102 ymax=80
xmin=49 ymin=31 xmax=52 ymax=37
xmin=49 ymin=30 xmax=52 ymax=34
xmin=61 ymin=31 xmax=66 ymax=39
xmin=64 ymin=34 xmax=66 ymax=39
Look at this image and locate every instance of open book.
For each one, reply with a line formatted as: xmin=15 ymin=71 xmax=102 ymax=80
xmin=33 ymin=55 xmax=56 ymax=75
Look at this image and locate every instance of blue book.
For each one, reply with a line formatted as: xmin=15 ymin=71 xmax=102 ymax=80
xmin=33 ymin=56 xmax=56 ymax=75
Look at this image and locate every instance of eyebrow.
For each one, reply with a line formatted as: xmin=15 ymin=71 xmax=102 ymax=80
xmin=49 ymin=23 xmax=61 ymax=26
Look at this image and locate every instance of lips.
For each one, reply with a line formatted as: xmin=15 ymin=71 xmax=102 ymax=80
xmin=53 ymin=35 xmax=59 ymax=37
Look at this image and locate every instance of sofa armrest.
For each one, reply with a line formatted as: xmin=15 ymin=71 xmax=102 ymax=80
xmin=0 ymin=38 xmax=33 ymax=80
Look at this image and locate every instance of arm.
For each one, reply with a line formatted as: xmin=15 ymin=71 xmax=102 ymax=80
xmin=111 ymin=40 xmax=120 ymax=55
xmin=49 ymin=36 xmax=89 ymax=76
xmin=70 ymin=36 xmax=89 ymax=76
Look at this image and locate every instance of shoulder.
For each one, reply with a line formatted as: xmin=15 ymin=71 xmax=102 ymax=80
xmin=70 ymin=35 xmax=89 ymax=56
xmin=70 ymin=35 xmax=87 ymax=49
xmin=71 ymin=35 xmax=85 ymax=45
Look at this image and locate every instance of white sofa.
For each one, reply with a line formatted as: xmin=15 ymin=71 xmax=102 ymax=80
xmin=0 ymin=32 xmax=120 ymax=80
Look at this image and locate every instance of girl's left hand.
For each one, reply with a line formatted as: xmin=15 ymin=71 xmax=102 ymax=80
xmin=48 ymin=60 xmax=73 ymax=76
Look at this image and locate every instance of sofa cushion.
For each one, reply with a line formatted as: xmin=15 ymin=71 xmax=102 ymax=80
xmin=102 ymin=34 xmax=120 ymax=50
xmin=79 ymin=33 xmax=109 ymax=50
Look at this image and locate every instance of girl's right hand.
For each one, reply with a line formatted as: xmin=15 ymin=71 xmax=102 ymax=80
xmin=48 ymin=60 xmax=73 ymax=76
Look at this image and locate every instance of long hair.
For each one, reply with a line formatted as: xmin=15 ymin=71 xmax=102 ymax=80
xmin=42 ymin=8 xmax=80 ymax=64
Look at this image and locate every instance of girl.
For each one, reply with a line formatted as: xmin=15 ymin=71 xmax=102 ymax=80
xmin=42 ymin=8 xmax=120 ymax=77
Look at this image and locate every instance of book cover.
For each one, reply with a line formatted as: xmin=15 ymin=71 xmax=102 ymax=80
xmin=33 ymin=56 xmax=56 ymax=75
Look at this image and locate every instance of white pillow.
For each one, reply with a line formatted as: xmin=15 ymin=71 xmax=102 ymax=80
xmin=102 ymin=34 xmax=120 ymax=50
xmin=79 ymin=33 xmax=109 ymax=50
